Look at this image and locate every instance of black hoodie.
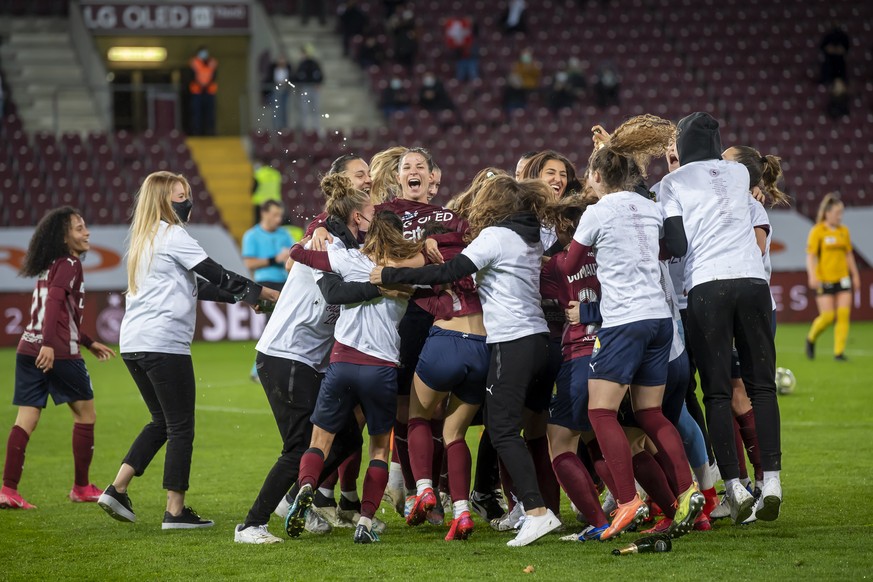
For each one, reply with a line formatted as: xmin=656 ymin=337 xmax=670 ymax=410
xmin=492 ymin=211 xmax=542 ymax=244
xmin=676 ymin=112 xmax=723 ymax=166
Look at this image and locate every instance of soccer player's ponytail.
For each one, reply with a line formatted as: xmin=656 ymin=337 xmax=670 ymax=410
xmin=588 ymin=114 xmax=675 ymax=192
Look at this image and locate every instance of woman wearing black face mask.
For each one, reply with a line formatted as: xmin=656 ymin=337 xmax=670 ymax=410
xmin=97 ymin=171 xmax=278 ymax=530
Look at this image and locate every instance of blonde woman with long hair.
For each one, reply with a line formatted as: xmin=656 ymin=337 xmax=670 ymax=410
xmin=98 ymin=171 xmax=277 ymax=529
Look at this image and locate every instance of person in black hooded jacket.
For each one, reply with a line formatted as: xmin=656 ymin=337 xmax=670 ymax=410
xmin=659 ymin=112 xmax=783 ymax=526
xmin=370 ymin=176 xmax=563 ymax=548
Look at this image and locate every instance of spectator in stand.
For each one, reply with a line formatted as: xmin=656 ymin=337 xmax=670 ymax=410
xmin=188 ymin=46 xmax=218 ymax=136
xmin=827 ymin=78 xmax=850 ymax=119
xmin=295 ymin=44 xmax=324 ymax=132
xmin=819 ymin=24 xmax=850 ymax=85
xmin=358 ymin=36 xmax=386 ymax=69
xmin=418 ymin=73 xmax=455 ymax=112
xmin=388 ymin=4 xmax=418 ymax=70
xmin=251 ymin=158 xmax=283 ymax=225
xmin=445 ymin=16 xmax=479 ymax=82
xmin=593 ymin=61 xmax=621 ymax=108
xmin=338 ymin=1 xmax=368 ymax=56
xmin=264 ymin=55 xmax=293 ymax=131
xmin=300 ymin=0 xmax=327 ymax=26
xmin=383 ymin=0 xmax=404 ymax=18
xmin=512 ymin=48 xmax=542 ymax=95
xmin=563 ymin=57 xmax=588 ymax=98
xmin=502 ymin=73 xmax=529 ymax=114
xmin=502 ymin=0 xmax=528 ymax=35
xmin=380 ymin=77 xmax=412 ymax=118
xmin=547 ymin=72 xmax=577 ymax=113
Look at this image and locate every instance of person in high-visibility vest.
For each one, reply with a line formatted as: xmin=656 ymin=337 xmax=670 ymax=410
xmin=188 ymin=46 xmax=218 ymax=135
xmin=251 ymin=159 xmax=282 ymax=225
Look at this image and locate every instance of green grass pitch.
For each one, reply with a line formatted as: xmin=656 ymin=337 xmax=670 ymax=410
xmin=1 ymin=323 xmax=871 ymax=580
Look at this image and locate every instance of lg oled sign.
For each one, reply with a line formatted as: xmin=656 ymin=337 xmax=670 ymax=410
xmin=81 ymin=2 xmax=249 ymax=34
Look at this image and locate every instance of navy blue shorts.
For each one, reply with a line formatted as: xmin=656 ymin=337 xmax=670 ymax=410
xmin=526 ymin=336 xmax=563 ymax=413
xmin=415 ymin=327 xmax=490 ymax=405
xmin=312 ymin=362 xmax=397 ymax=436
xmin=549 ymin=355 xmax=592 ymax=432
xmin=14 ymin=354 xmax=93 ymax=408
xmin=589 ymin=318 xmax=672 ymax=386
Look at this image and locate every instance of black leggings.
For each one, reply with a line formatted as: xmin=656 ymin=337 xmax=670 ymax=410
xmin=687 ymin=278 xmax=781 ymax=481
xmin=244 ymin=353 xmax=363 ymax=527
xmin=121 ymin=352 xmax=196 ymax=492
xmin=484 ymin=334 xmax=548 ymax=510
xmin=679 ymin=308 xmax=715 ymax=464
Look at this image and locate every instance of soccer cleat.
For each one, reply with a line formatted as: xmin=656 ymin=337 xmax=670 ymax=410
xmin=403 ymin=494 xmax=415 ymax=518
xmin=642 ymin=517 xmax=673 ymax=535
xmin=646 ymin=496 xmax=663 ymax=519
xmin=162 ymin=506 xmax=214 ymax=530
xmin=97 ymin=485 xmax=134 ymax=522
xmin=470 ymin=490 xmax=506 ymax=521
xmin=709 ymin=492 xmax=731 ymax=520
xmin=445 ymin=511 xmax=475 ymax=541
xmin=834 ymin=353 xmax=848 ymax=362
xmin=490 ymin=499 xmax=525 ymax=531
xmin=274 ymin=493 xmax=292 ymax=519
xmin=560 ymin=523 xmax=608 ymax=542
xmin=353 ymin=523 xmax=380 ymax=544
xmin=440 ymin=491 xmax=452 ymax=516
xmin=305 ymin=507 xmax=332 ymax=534
xmin=234 ymin=523 xmax=284 ymax=544
xmin=726 ymin=481 xmax=756 ymax=525
xmin=601 ymin=489 xmax=617 ymax=516
xmin=693 ymin=511 xmax=712 ymax=531
xmin=0 ymin=486 xmax=36 ymax=510
xmin=601 ymin=494 xmax=649 ymax=541
xmin=382 ymin=483 xmax=405 ymax=516
xmin=507 ymin=509 xmax=561 ymax=547
xmin=406 ymin=488 xmax=437 ymax=526
xmin=337 ymin=507 xmax=386 ymax=534
xmin=426 ymin=497 xmax=445 ymax=526
xmin=805 ymin=338 xmax=815 ymax=360
xmin=701 ymin=487 xmax=719 ymax=519
xmin=669 ymin=485 xmax=705 ymax=538
xmin=754 ymin=478 xmax=782 ymax=521
xmin=69 ymin=483 xmax=103 ymax=503
xmin=313 ymin=505 xmax=344 ymax=528
xmin=284 ymin=483 xmax=314 ymax=538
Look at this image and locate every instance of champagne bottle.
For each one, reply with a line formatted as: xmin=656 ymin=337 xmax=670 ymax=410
xmin=257 ymin=299 xmax=276 ymax=314
xmin=611 ymin=534 xmax=672 ymax=555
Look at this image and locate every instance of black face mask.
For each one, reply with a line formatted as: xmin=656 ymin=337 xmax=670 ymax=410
xmin=357 ymin=228 xmax=368 ymax=245
xmin=172 ymin=198 xmax=193 ymax=223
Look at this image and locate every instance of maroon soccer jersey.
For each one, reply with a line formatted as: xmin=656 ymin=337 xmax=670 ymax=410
xmin=18 ymin=255 xmax=92 ymax=359
xmin=413 ymin=231 xmax=482 ymax=320
xmin=375 ymin=198 xmax=466 ymax=241
xmin=540 ymin=248 xmax=601 ymax=361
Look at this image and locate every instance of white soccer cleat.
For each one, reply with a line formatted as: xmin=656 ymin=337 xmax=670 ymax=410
xmin=234 ymin=524 xmax=284 ymax=544
xmin=305 ymin=507 xmax=333 ymax=534
xmin=709 ymin=493 xmax=731 ymax=520
xmin=754 ymin=478 xmax=782 ymax=521
xmin=726 ymin=481 xmax=756 ymax=524
xmin=490 ymin=499 xmax=525 ymax=531
xmin=274 ymin=494 xmax=292 ymax=519
xmin=507 ymin=509 xmax=561 ymax=547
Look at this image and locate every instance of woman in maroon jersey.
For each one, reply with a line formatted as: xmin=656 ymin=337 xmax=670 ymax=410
xmin=1 ymin=207 xmax=115 ymax=510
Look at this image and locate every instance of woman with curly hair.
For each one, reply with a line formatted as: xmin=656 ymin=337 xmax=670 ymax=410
xmin=371 ymin=176 xmax=561 ymax=547
xmin=564 ymin=114 xmax=704 ymax=540
xmin=1 ymin=207 xmax=115 ymax=510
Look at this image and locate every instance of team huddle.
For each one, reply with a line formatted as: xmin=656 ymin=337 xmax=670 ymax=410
xmin=5 ymin=110 xmax=802 ymax=549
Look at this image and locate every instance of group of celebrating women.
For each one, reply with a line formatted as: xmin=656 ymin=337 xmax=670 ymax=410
xmin=4 ymin=110 xmax=800 ymax=550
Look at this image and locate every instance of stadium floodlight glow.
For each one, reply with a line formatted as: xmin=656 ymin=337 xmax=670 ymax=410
xmin=107 ymin=47 xmax=168 ymax=62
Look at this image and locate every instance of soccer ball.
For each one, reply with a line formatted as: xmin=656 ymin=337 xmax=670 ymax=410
xmin=775 ymin=367 xmax=796 ymax=395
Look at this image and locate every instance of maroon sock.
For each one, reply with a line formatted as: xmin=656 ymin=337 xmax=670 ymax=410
xmin=445 ymin=439 xmax=472 ymax=503
xmin=735 ymin=410 xmax=763 ymax=482
xmin=3 ymin=425 xmax=29 ymax=490
xmin=298 ymin=449 xmax=325 ymax=489
xmin=393 ymin=420 xmax=415 ymax=490
xmin=552 ymin=452 xmax=608 ymax=527
xmin=633 ymin=451 xmax=677 ymax=519
xmin=499 ymin=458 xmax=516 ymax=509
xmin=653 ymin=450 xmax=679 ymax=495
xmin=72 ymin=422 xmax=94 ymax=487
xmin=338 ymin=449 xmax=362 ymax=492
xmin=406 ymin=417 xmax=433 ymax=485
xmin=588 ymin=408 xmax=637 ymax=503
xmin=587 ymin=439 xmax=617 ymax=496
xmin=733 ymin=417 xmax=749 ymax=480
xmin=321 ymin=470 xmax=339 ymax=490
xmin=526 ymin=436 xmax=561 ymax=514
xmin=635 ymin=406 xmax=693 ymax=493
xmin=361 ymin=460 xmax=389 ymax=519
xmin=430 ymin=417 xmax=445 ymax=487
